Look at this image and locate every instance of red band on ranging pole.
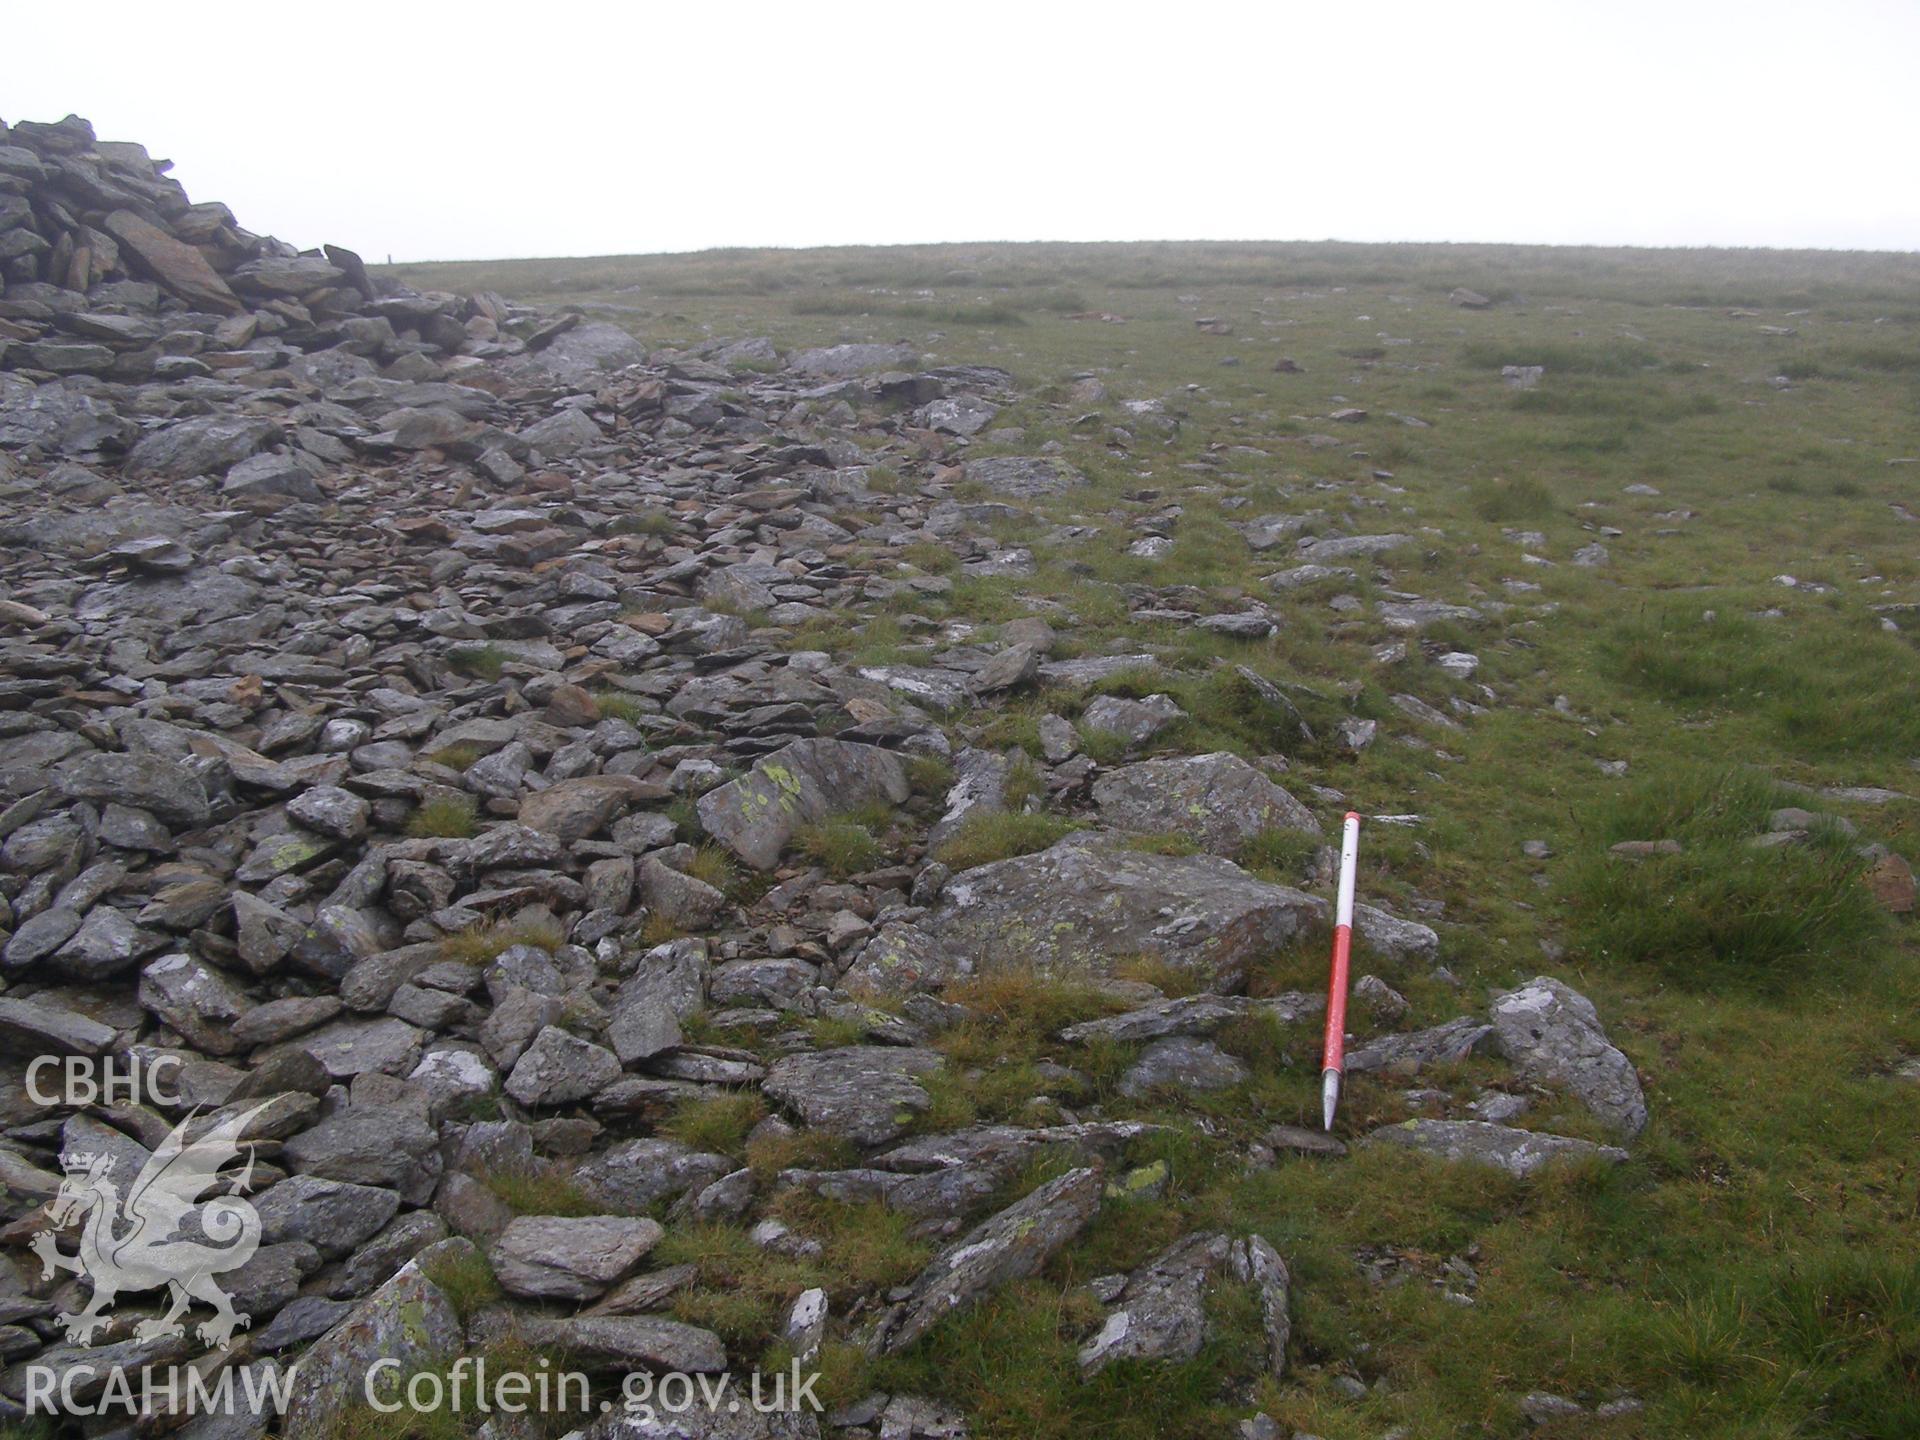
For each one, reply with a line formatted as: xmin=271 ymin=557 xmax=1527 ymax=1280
xmin=1321 ymin=811 xmax=1362 ymax=1131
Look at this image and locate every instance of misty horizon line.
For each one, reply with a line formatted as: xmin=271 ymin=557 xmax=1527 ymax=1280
xmin=364 ymin=234 xmax=1920 ymax=269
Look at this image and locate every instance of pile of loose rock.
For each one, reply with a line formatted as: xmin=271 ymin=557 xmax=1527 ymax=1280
xmin=0 ymin=116 xmax=1651 ymax=1438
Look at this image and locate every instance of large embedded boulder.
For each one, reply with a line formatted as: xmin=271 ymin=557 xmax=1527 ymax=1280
xmin=1091 ymin=752 xmax=1319 ymax=853
xmin=696 ymin=738 xmax=909 ymax=870
xmin=922 ymin=833 xmax=1323 ymax=990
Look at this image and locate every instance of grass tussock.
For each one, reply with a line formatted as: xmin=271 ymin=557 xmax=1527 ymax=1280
xmin=932 ymin=811 xmax=1080 ymax=870
xmin=418 ymin=1247 xmax=502 ymax=1321
xmin=437 ymin=912 xmax=567 ymax=964
xmin=479 ymin=1165 xmax=604 ymax=1218
xmin=662 ymin=1093 xmax=767 ymax=1156
xmin=795 ymin=813 xmax=885 ymax=876
xmin=446 ymin=644 xmax=508 ymax=681
xmin=405 ymin=792 xmax=480 ymax=838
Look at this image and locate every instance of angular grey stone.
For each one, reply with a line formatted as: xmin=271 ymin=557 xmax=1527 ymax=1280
xmin=839 ymin=921 xmax=970 ymax=998
xmin=59 ymin=751 xmax=209 ymax=825
xmin=298 ymin=1015 xmax=426 ymax=1078
xmin=253 ymin=1175 xmax=400 ymax=1259
xmin=763 ymin=1046 xmax=943 ymax=1146
xmin=505 ymin=1025 xmax=621 ymax=1106
xmin=788 ymin=342 xmax=920 ymax=377
xmin=124 ymin=415 xmax=274 ymax=480
xmin=490 ymin=1214 xmax=663 ymax=1300
xmin=282 ymin=1244 xmax=466 ymax=1435
xmin=577 ymin=1138 xmax=734 ymax=1212
xmin=53 ymin=905 xmax=167 ymax=980
xmin=1080 ymin=693 xmax=1185 ymax=746
xmin=286 ymin=785 xmax=369 ymax=841
xmin=1119 ymin=1037 xmax=1249 ymax=1097
xmin=874 ymin=1167 xmax=1103 ymax=1354
xmin=1353 ymin=902 xmax=1441 ymax=963
xmin=640 ymin=854 xmax=729 ymax=930
xmin=966 ymin=455 xmax=1086 ymax=498
xmin=1060 ymin=992 xmax=1319 ymax=1044
xmin=281 ymin=1103 xmax=442 ymax=1204
xmin=606 ymin=938 xmax=708 ymax=1063
xmin=1488 ymin=976 xmax=1647 ymax=1138
xmin=1078 ymin=1231 xmax=1229 ymax=1374
xmin=222 ymin=452 xmax=323 ymax=503
xmin=1345 ymin=1016 xmax=1494 ymax=1075
xmin=1092 ymin=752 xmax=1318 ymax=853
xmin=137 ymin=952 xmax=249 ymax=1054
xmin=472 ymin=1309 xmax=725 ymax=1373
xmin=0 ymin=995 xmax=116 ymax=1054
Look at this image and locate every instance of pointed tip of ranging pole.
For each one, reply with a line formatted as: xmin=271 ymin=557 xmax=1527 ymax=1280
xmin=1321 ymin=1069 xmax=1341 ymax=1132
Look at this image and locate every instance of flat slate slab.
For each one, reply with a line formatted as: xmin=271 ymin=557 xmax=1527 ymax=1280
xmin=1362 ymin=1119 xmax=1629 ymax=1177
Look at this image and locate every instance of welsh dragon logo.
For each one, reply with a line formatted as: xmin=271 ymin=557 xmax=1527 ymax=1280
xmin=29 ymin=1104 xmax=273 ymax=1349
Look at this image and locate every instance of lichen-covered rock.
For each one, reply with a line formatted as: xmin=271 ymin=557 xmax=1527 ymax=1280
xmin=763 ymin=1046 xmax=943 ymax=1146
xmin=1345 ymin=1016 xmax=1494 ymax=1075
xmin=1363 ymin=1119 xmax=1630 ymax=1176
xmin=922 ymin=833 xmax=1323 ymax=990
xmin=282 ymin=1241 xmax=467 ymax=1434
xmin=696 ymin=738 xmax=909 ymax=870
xmin=966 ymin=455 xmax=1086 ymax=498
xmin=1091 ymin=751 xmax=1319 ymax=853
xmin=873 ymin=1167 xmax=1104 ymax=1354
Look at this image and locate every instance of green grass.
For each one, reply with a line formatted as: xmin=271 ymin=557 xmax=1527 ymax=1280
xmin=592 ymin=690 xmax=649 ymax=724
xmin=405 ymin=792 xmax=480 ymax=838
xmin=421 ymin=741 xmax=486 ymax=772
xmin=1467 ymin=475 xmax=1557 ymax=521
xmin=795 ymin=814 xmax=885 ymax=876
xmin=932 ymin=811 xmax=1080 ymax=870
xmin=661 ymin=1092 xmax=766 ymax=1156
xmin=1566 ymin=767 xmax=1885 ymax=990
xmin=480 ymin=1165 xmax=604 ymax=1218
xmin=682 ymin=843 xmax=739 ymax=892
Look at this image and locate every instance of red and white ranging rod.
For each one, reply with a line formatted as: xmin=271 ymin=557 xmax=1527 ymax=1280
xmin=1320 ymin=811 xmax=1362 ymax=1132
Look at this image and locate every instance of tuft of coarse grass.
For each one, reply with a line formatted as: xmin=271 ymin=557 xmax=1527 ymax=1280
xmin=405 ymin=792 xmax=480 ymax=839
xmin=683 ymin=843 xmax=739 ymax=892
xmin=1002 ymin=757 xmax=1045 ymax=809
xmin=795 ymin=815 xmax=884 ymax=876
xmin=906 ymin=754 xmax=956 ymax=799
xmin=437 ymin=912 xmax=566 ymax=965
xmin=611 ymin=508 xmax=677 ymax=537
xmin=446 ymin=643 xmax=508 ymax=681
xmin=662 ymin=1093 xmax=766 ymax=1156
xmin=933 ymin=811 xmax=1079 ymax=871
xmin=418 ymin=1247 xmax=502 ymax=1321
xmin=638 ymin=912 xmax=686 ymax=947
xmin=480 ymin=1165 xmax=605 ymax=1218
xmin=1238 ymin=826 xmax=1324 ymax=880
xmin=420 ymin=742 xmax=485 ymax=773
xmin=1599 ymin=606 xmax=1920 ymax=758
xmin=1467 ymin=475 xmax=1556 ymax=521
xmin=592 ymin=691 xmax=649 ymax=724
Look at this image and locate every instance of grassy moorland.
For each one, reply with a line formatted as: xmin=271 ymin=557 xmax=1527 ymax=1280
xmin=384 ymin=241 xmax=1920 ymax=1440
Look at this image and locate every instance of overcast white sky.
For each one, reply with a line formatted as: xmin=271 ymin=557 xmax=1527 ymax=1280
xmin=9 ymin=0 xmax=1918 ymax=260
